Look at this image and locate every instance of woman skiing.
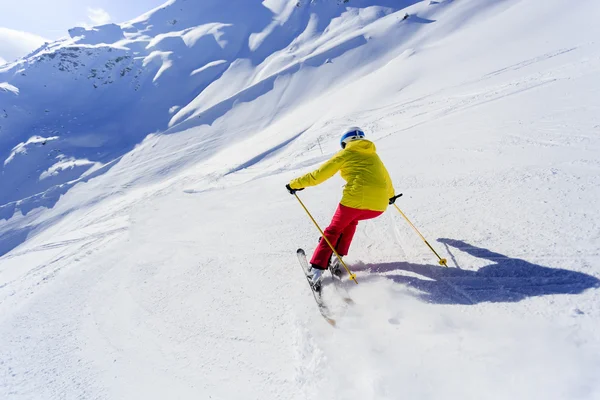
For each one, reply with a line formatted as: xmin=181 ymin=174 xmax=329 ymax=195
xmin=286 ymin=127 xmax=396 ymax=290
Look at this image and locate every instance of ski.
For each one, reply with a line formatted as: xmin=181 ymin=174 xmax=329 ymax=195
xmin=296 ymin=249 xmax=336 ymax=326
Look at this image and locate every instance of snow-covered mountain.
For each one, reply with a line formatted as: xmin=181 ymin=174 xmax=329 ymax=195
xmin=0 ymin=0 xmax=408 ymax=216
xmin=1 ymin=0 xmax=600 ymax=399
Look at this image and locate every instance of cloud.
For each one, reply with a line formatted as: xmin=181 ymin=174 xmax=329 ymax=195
xmin=0 ymin=28 xmax=47 ymax=64
xmin=87 ymin=7 xmax=112 ymax=26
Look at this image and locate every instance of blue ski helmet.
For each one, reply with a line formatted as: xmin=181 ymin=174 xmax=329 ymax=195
xmin=340 ymin=127 xmax=365 ymax=149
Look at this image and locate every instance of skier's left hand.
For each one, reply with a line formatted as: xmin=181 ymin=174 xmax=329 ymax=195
xmin=286 ymin=184 xmax=304 ymax=195
xmin=389 ymin=193 xmax=403 ymax=205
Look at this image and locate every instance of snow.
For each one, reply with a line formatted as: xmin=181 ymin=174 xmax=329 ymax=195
xmin=142 ymin=50 xmax=174 ymax=82
xmin=68 ymin=24 xmax=126 ymax=45
xmin=38 ymin=157 xmax=99 ymax=181
xmin=190 ymin=59 xmax=227 ymax=76
xmin=4 ymin=135 xmax=59 ymax=166
xmin=0 ymin=82 xmax=19 ymax=95
xmin=1 ymin=0 xmax=600 ymax=399
xmin=182 ymin=23 xmax=233 ymax=48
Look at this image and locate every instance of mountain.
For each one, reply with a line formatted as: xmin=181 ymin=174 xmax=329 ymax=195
xmin=1 ymin=0 xmax=600 ymax=399
xmin=0 ymin=0 xmax=406 ymax=215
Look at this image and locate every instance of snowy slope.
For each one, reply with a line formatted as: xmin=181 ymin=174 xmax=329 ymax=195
xmin=0 ymin=0 xmax=407 ymax=216
xmin=2 ymin=0 xmax=600 ymax=399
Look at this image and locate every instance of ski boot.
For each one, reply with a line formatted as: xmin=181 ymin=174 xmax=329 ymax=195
xmin=329 ymin=256 xmax=344 ymax=278
xmin=308 ymin=265 xmax=325 ymax=292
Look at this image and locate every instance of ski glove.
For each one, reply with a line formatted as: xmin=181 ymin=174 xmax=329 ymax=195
xmin=286 ymin=184 xmax=304 ymax=195
xmin=389 ymin=193 xmax=403 ymax=205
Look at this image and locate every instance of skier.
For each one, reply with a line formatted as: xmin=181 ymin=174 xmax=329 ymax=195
xmin=286 ymin=127 xmax=396 ymax=290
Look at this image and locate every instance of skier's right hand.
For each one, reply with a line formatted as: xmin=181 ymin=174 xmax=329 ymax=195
xmin=286 ymin=183 xmax=304 ymax=195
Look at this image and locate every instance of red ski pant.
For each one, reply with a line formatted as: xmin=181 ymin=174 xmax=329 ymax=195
xmin=310 ymin=204 xmax=383 ymax=269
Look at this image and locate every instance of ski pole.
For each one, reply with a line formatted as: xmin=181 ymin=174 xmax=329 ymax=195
xmin=391 ymin=195 xmax=448 ymax=267
xmin=293 ymin=193 xmax=358 ymax=284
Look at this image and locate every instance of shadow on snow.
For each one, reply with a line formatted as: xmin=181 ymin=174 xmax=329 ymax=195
xmin=355 ymin=238 xmax=600 ymax=305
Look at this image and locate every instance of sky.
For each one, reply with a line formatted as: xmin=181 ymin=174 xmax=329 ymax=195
xmin=0 ymin=0 xmax=168 ymax=64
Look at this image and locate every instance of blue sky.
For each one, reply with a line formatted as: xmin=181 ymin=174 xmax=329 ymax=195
xmin=0 ymin=0 xmax=167 ymax=64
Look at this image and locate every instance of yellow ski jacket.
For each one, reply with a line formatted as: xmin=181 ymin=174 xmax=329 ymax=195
xmin=289 ymin=139 xmax=395 ymax=212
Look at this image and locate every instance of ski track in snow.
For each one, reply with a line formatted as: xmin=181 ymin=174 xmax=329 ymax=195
xmin=2 ymin=0 xmax=600 ymax=399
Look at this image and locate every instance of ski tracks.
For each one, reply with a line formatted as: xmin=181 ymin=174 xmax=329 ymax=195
xmin=352 ymin=44 xmax=599 ymax=143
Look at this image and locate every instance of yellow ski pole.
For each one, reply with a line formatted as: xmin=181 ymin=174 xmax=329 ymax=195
xmin=390 ymin=194 xmax=448 ymax=267
xmin=293 ymin=193 xmax=358 ymax=284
